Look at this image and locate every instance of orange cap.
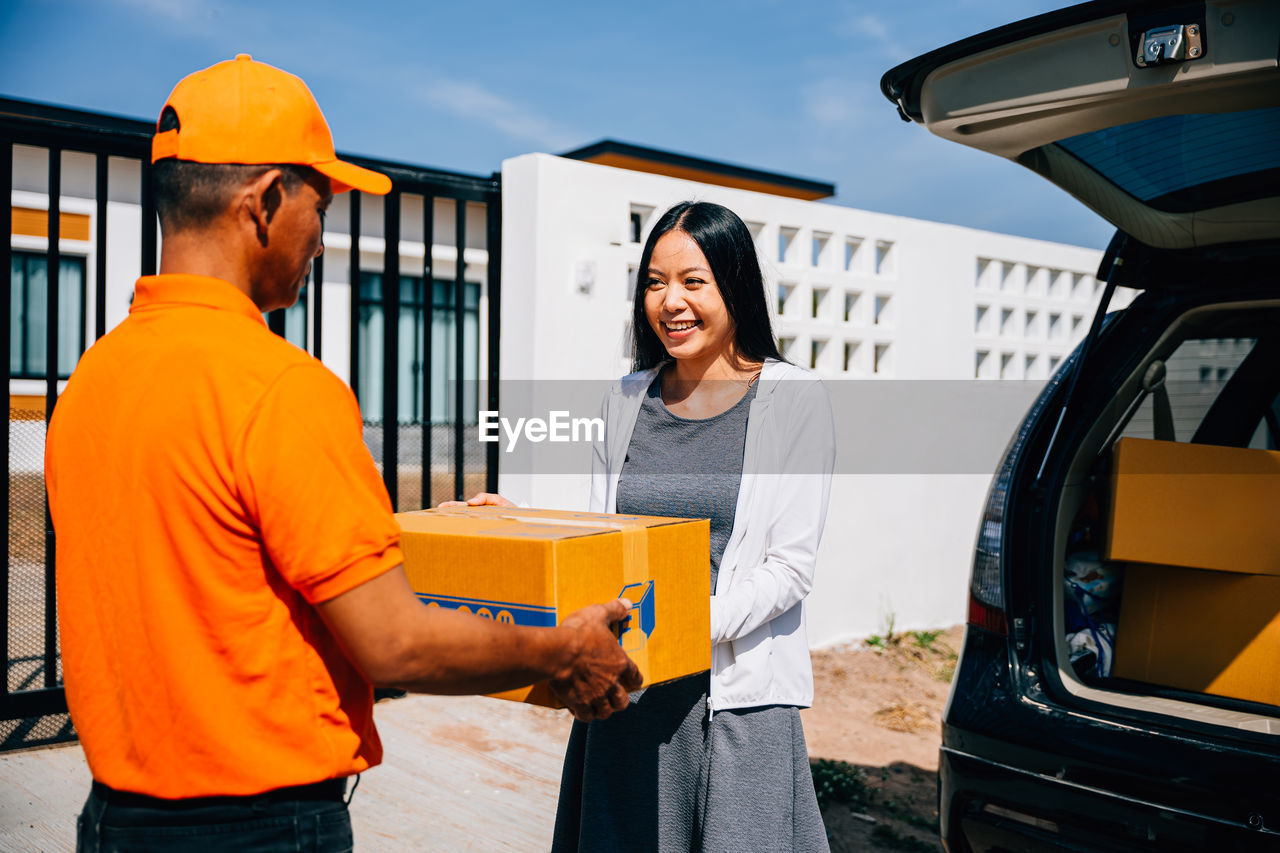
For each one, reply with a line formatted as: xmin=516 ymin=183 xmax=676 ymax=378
xmin=151 ymin=54 xmax=390 ymax=196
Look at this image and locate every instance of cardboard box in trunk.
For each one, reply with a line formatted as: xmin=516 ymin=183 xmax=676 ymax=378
xmin=1108 ymin=438 xmax=1280 ymax=706
xmin=1105 ymin=437 xmax=1280 ymax=574
xmin=1113 ymin=564 xmax=1280 ymax=706
xmin=395 ymin=506 xmax=710 ymax=706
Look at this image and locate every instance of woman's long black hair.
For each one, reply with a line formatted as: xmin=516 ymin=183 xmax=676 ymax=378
xmin=631 ymin=201 xmax=785 ymax=372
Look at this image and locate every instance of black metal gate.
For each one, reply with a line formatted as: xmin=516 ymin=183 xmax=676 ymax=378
xmin=1 ymin=96 xmax=501 ymax=749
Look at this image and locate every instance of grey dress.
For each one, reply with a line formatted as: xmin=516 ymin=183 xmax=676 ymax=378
xmin=552 ymin=376 xmax=828 ymax=853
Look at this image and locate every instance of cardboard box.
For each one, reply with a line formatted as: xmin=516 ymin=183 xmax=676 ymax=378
xmin=1106 ymin=437 xmax=1280 ymax=574
xmin=395 ymin=506 xmax=710 ymax=706
xmin=1107 ymin=438 xmax=1280 ymax=705
xmin=1112 ymin=563 xmax=1280 ymax=706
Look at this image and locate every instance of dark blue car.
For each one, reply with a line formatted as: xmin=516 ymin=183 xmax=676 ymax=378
xmin=882 ymin=1 xmax=1280 ymax=850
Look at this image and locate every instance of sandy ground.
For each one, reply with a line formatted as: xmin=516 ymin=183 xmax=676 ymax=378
xmin=805 ymin=625 xmax=963 ymax=852
xmin=1 ymin=626 xmax=962 ymax=851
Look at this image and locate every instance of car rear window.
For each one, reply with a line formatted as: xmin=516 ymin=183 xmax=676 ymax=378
xmin=1056 ymin=106 xmax=1280 ymax=212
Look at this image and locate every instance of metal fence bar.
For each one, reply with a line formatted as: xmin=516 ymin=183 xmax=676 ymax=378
xmin=2 ymin=140 xmax=12 ymax=703
xmin=312 ymin=242 xmax=323 ymax=360
xmin=453 ymin=200 xmax=465 ymax=501
xmin=348 ymin=192 xmax=361 ymax=407
xmin=266 ymin=308 xmax=286 ymax=336
xmin=422 ymin=195 xmax=433 ymax=508
xmin=77 ymin=238 xmax=86 ymax=361
xmin=140 ymin=160 xmax=156 ymax=277
xmin=381 ymin=191 xmax=400 ymax=509
xmin=43 ymin=147 xmax=61 ymax=689
xmin=94 ymin=154 xmax=107 ymax=339
xmin=485 ymin=193 xmax=501 ymax=494
xmin=1 ymin=688 xmax=67 ymax=718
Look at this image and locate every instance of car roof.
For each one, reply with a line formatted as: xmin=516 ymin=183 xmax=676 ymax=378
xmin=881 ymin=0 xmax=1280 ymax=250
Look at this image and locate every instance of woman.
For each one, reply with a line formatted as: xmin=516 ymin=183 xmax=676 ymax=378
xmin=458 ymin=201 xmax=834 ymax=852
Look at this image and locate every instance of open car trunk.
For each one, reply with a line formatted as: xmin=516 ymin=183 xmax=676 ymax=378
xmin=1049 ymin=290 xmax=1280 ymax=736
xmin=881 ymin=0 xmax=1280 ymax=737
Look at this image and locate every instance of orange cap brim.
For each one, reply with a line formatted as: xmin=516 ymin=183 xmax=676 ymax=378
xmin=313 ymin=159 xmax=392 ymax=195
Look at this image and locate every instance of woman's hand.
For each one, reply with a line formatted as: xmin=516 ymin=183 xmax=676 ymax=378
xmin=438 ymin=492 xmax=516 ymax=508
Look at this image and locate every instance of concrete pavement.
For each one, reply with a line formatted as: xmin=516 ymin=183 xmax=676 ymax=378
xmin=1 ymin=693 xmax=575 ymax=851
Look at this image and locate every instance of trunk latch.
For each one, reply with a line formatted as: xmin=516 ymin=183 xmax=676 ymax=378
xmin=1135 ymin=24 xmax=1203 ymax=67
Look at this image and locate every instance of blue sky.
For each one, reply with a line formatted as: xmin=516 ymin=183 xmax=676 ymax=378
xmin=1 ymin=0 xmax=1114 ymax=249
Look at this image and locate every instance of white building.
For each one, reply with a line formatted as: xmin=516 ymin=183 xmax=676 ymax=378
xmin=8 ymin=105 xmax=1130 ymax=646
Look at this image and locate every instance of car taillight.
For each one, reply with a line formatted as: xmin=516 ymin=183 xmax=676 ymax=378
xmin=970 ymin=450 xmax=1012 ymax=635
xmin=969 ymin=346 xmax=1083 ymax=637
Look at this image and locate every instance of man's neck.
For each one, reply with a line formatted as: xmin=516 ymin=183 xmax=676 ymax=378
xmin=157 ymin=227 xmax=256 ymax=306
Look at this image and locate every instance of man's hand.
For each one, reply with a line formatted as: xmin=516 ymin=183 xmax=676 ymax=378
xmin=318 ymin=567 xmax=642 ymax=712
xmin=550 ymin=598 xmax=643 ymax=722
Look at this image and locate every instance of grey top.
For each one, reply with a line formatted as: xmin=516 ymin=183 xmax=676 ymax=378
xmin=616 ymin=375 xmax=756 ymax=591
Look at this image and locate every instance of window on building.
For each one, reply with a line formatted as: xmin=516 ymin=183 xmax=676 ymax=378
xmin=1049 ymin=312 xmax=1062 ymax=339
xmin=810 ymin=338 xmax=826 ymax=370
xmin=1001 ymin=308 xmax=1015 ymax=337
xmin=844 ymin=340 xmax=860 ymax=373
xmin=976 ymin=257 xmax=992 ymax=289
xmin=812 ymin=286 xmax=828 ymax=319
xmin=874 ymin=294 xmax=891 ymax=325
xmin=778 ymin=227 xmax=799 ymax=264
xmin=844 ymin=290 xmax=861 ymax=323
xmin=1025 ymin=310 xmax=1038 ymax=337
xmin=999 ymin=262 xmax=1015 ymax=291
xmin=875 ymin=240 xmax=895 ymax=276
xmin=845 ymin=237 xmax=864 ymax=271
xmin=1000 ymin=352 xmax=1015 ymax=379
xmin=975 ymin=303 xmax=990 ymax=335
xmin=1026 ymin=265 xmax=1043 ymax=295
xmin=626 ymin=264 xmax=639 ymax=302
xmin=873 ymin=342 xmax=890 ymax=375
xmin=777 ymin=282 xmax=793 ymax=315
xmin=975 ymin=349 xmax=990 ymax=379
xmin=628 ymin=203 xmax=653 ymax=244
xmin=357 ymin=272 xmax=479 ymax=424
xmin=10 ymin=250 xmax=86 ymax=379
xmin=1048 ymin=268 xmax=1064 ymax=297
xmin=1049 ymin=355 xmax=1061 ymax=372
xmin=778 ymin=336 xmax=796 ymax=360
xmin=812 ymin=231 xmax=830 ymax=267
xmin=1025 ymin=354 xmax=1037 ymax=377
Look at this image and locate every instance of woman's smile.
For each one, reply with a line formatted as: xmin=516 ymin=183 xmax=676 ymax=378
xmin=662 ymin=319 xmax=703 ymax=338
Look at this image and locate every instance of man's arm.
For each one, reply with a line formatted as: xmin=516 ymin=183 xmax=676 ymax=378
xmin=317 ymin=566 xmax=641 ymax=721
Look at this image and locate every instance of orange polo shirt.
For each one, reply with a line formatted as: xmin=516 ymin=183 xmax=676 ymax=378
xmin=45 ymin=274 xmax=403 ymax=798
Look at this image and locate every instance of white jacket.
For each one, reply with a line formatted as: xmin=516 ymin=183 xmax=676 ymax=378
xmin=589 ymin=359 xmax=836 ymax=712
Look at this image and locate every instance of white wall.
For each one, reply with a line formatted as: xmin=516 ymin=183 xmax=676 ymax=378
xmin=497 ymin=152 xmax=1124 ymax=645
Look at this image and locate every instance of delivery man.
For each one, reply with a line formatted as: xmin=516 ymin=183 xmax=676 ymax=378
xmin=44 ymin=55 xmax=641 ymax=851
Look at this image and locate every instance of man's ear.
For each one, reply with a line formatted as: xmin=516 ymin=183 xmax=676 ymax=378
xmin=239 ymin=168 xmax=285 ymax=248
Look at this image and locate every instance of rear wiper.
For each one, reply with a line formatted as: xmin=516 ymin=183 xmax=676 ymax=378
xmin=1033 ymin=232 xmax=1129 ymax=484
